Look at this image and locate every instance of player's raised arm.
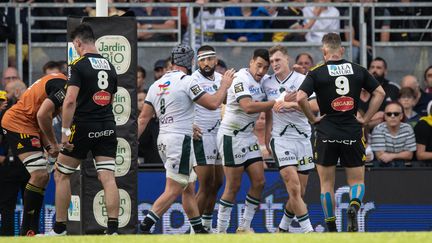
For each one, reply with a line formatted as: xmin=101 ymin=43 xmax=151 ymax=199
xmin=195 ymin=69 xmax=235 ymax=110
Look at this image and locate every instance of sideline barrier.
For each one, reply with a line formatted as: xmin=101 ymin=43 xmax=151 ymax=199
xmin=4 ymin=168 xmax=432 ymax=234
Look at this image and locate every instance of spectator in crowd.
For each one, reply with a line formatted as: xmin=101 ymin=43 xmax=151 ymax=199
xmin=398 ymin=87 xmax=420 ymax=128
xmin=5 ymin=80 xmax=27 ymax=104
xmin=131 ymin=0 xmax=176 ymax=41
xmin=368 ymin=57 xmax=400 ymax=109
xmin=358 ymin=88 xmax=384 ymax=130
xmin=1 ymin=66 xmax=20 ymax=88
xmin=164 ymin=57 xmax=172 ymax=72
xmin=164 ymin=0 xmax=189 ymax=38
xmin=424 ymin=65 xmax=432 ymax=94
xmin=223 ymin=0 xmax=270 ymax=42
xmin=85 ymin=0 xmax=126 ymax=17
xmin=42 ymin=61 xmax=61 ymax=75
xmin=389 ymin=0 xmax=429 ymax=42
xmin=414 ymin=101 xmax=432 ymax=164
xmin=182 ymin=0 xmax=225 ymax=47
xmin=344 ymin=0 xmax=391 ymax=63
xmin=358 ymin=57 xmax=399 ymax=129
xmin=216 ymin=59 xmax=227 ymax=75
xmin=269 ymin=0 xmax=305 ymax=42
xmin=302 ymin=0 xmax=340 ymax=43
xmin=295 ymin=52 xmax=314 ymax=74
xmin=400 ymin=74 xmax=432 ymax=117
xmin=137 ymin=65 xmax=147 ymax=92
xmin=5 ymin=0 xmax=30 ymax=68
xmin=371 ymin=102 xmax=416 ymax=167
xmin=153 ymin=59 xmax=168 ymax=81
xmin=32 ymin=0 xmax=86 ymax=42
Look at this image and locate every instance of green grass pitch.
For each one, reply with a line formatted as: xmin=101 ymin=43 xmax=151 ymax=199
xmin=1 ymin=232 xmax=432 ymax=243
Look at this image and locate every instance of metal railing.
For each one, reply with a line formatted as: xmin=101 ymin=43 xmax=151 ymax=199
xmin=0 ymin=2 xmax=431 ymax=84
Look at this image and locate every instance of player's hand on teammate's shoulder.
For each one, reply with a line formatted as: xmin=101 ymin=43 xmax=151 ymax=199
xmin=192 ymin=124 xmax=203 ymax=140
xmin=220 ymin=68 xmax=236 ymax=89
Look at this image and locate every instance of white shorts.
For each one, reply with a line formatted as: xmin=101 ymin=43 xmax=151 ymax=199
xmin=217 ymin=133 xmax=262 ymax=167
xmin=270 ymin=137 xmax=315 ymax=172
xmin=158 ymin=134 xmax=195 ymax=185
xmin=192 ymin=134 xmax=221 ymax=166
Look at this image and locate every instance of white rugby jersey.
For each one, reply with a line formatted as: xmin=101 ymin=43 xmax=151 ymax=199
xmin=262 ymin=71 xmax=314 ymax=139
xmin=192 ymin=70 xmax=222 ymax=135
xmin=219 ymin=68 xmax=267 ymax=137
xmin=145 ymin=70 xmax=206 ymax=135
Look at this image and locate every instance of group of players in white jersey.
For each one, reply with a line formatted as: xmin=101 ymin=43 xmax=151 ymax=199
xmin=138 ymin=43 xmax=320 ymax=234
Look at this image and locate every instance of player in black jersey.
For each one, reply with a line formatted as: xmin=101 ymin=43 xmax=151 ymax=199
xmin=297 ymin=33 xmax=385 ymax=232
xmin=50 ymin=24 xmax=120 ymax=236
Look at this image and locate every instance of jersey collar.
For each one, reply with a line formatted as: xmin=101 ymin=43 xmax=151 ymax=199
xmin=276 ymin=71 xmax=293 ymax=84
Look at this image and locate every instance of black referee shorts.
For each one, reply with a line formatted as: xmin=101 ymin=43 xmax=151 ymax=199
xmin=61 ymin=120 xmax=117 ymax=160
xmin=314 ymin=137 xmax=366 ymax=168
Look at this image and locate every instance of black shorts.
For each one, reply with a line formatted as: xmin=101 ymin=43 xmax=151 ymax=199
xmin=2 ymin=129 xmax=43 ymax=156
xmin=61 ymin=121 xmax=117 ymax=159
xmin=314 ymin=137 xmax=366 ymax=168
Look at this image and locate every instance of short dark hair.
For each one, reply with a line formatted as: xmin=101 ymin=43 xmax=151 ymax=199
xmin=42 ymin=61 xmax=60 ymax=74
xmin=137 ymin=65 xmax=146 ymax=78
xmin=371 ymin=57 xmax=387 ymax=69
xmin=70 ymin=23 xmax=95 ymax=43
xmin=197 ymin=45 xmax=215 ymax=54
xmin=321 ymin=32 xmax=341 ymax=50
xmin=217 ymin=59 xmax=227 ymax=68
xmin=252 ymin=48 xmax=269 ymax=63
xmin=424 ymin=65 xmax=432 ymax=81
xmin=399 ymin=87 xmax=417 ymax=99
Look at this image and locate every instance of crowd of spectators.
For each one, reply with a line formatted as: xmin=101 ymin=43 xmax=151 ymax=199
xmin=1 ymin=0 xmax=431 ymax=47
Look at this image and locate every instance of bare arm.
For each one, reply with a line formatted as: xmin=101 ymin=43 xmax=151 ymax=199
xmin=239 ymin=97 xmax=275 ymax=114
xmin=416 ymin=144 xmax=432 ymax=160
xmin=376 ymin=150 xmax=413 ymax=163
xmin=297 ymin=90 xmax=319 ymax=124
xmin=264 ymin=110 xmax=273 ymax=155
xmin=393 ymin=151 xmax=414 ymax=160
xmin=37 ymin=99 xmax=57 ymax=146
xmin=155 ymin=20 xmax=176 ymax=30
xmin=195 ymin=69 xmax=235 ymax=110
xmin=366 ymin=111 xmax=384 ymax=130
xmin=345 ymin=26 xmax=360 ymax=47
xmin=309 ymin=98 xmax=319 ymax=113
xmin=61 ymin=85 xmax=79 ymax=149
xmin=380 ymin=25 xmax=390 ymax=42
xmin=138 ymin=103 xmax=155 ymax=137
xmin=62 ymin=86 xmax=79 ymax=130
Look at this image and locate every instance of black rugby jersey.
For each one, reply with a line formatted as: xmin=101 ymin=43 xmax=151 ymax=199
xmin=299 ymin=59 xmax=380 ymax=139
xmin=68 ymin=53 xmax=118 ymax=122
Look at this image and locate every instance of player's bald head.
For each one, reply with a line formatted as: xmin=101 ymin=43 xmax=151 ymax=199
xmin=5 ymin=80 xmax=26 ymax=99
